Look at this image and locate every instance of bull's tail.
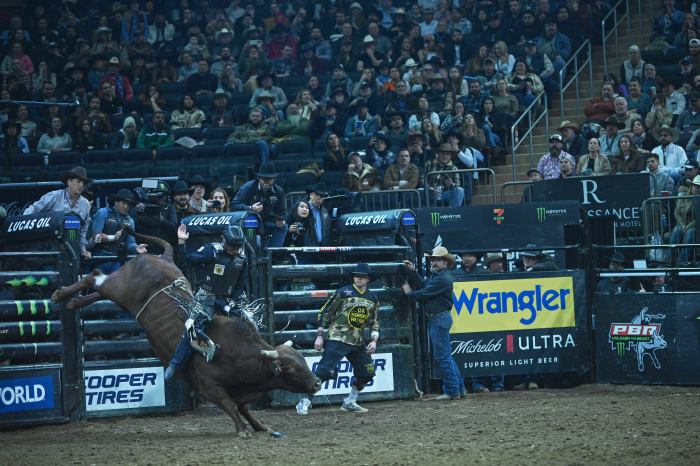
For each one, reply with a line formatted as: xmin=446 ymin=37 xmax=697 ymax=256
xmin=123 ymin=225 xmax=174 ymax=263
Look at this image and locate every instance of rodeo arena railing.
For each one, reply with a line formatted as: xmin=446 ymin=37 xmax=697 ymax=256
xmin=559 ymin=40 xmax=594 ymax=122
xmin=1 ymin=172 xmax=699 ymax=429
xmin=510 ymin=92 xmax=548 ymax=181
xmin=422 ymin=168 xmax=497 ymax=206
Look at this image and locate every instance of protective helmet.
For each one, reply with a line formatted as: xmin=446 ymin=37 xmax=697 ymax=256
xmin=223 ymin=225 xmax=245 ymax=247
xmin=145 ymin=180 xmax=171 ymax=196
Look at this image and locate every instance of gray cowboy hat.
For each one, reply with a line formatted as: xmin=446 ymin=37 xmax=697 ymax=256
xmin=61 ymin=166 xmax=93 ymax=185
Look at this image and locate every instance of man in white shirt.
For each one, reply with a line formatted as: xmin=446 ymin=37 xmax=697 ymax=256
xmin=652 ymin=125 xmax=688 ymax=184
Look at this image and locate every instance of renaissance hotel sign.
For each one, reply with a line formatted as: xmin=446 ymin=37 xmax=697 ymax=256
xmin=449 ymin=272 xmax=589 ymax=377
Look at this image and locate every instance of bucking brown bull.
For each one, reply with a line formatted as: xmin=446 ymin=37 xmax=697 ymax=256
xmin=51 ymin=231 xmax=321 ymax=438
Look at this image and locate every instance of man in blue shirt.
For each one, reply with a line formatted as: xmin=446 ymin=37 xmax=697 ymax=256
xmin=305 ymin=183 xmax=330 ymax=246
xmin=90 ymin=188 xmax=147 ymax=273
xmin=402 ymin=246 xmax=465 ymax=400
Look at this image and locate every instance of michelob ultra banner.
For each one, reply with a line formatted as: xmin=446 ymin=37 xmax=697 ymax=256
xmin=448 ymin=271 xmax=589 ymax=377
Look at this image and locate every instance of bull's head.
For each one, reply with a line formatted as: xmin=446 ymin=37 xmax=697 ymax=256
xmin=260 ymin=341 xmax=321 ymax=394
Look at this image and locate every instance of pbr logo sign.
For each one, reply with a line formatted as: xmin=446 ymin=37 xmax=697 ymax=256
xmin=609 ymin=307 xmax=667 ymax=372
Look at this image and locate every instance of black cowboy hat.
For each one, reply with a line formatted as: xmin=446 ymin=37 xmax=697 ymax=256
xmin=1 ymin=120 xmax=21 ymax=134
xmin=108 ymin=188 xmax=137 ymax=205
xmin=485 ymin=252 xmax=505 ymax=267
xmin=609 ymin=251 xmax=625 ymax=265
xmin=255 ymin=162 xmax=278 ymax=178
xmin=351 ymin=263 xmax=372 ymax=277
xmin=171 ymin=180 xmax=190 ymax=194
xmin=61 ymin=166 xmax=93 ymax=185
xmin=256 ymin=72 xmax=276 ymax=87
xmin=305 ymin=182 xmax=328 ymax=196
xmin=520 ymin=243 xmax=546 ymax=259
xmin=188 ymin=175 xmax=211 ymax=192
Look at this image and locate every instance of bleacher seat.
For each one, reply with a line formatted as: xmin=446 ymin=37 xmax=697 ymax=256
xmin=224 ymin=142 xmax=259 ymax=162
xmin=230 ymin=93 xmax=251 ymax=105
xmin=348 ymin=136 xmax=371 ymax=151
xmin=173 ymin=128 xmax=204 ymax=140
xmin=195 ymin=94 xmax=212 ymax=109
xmin=192 ymin=145 xmax=224 ymax=159
xmin=159 ymin=82 xmax=186 ymax=95
xmin=313 ymin=138 xmax=327 ymax=156
xmin=157 ymin=146 xmax=189 ymax=161
xmin=232 ymin=104 xmax=250 ymax=123
xmin=110 ymin=114 xmax=127 ymax=131
xmin=277 ymin=139 xmax=312 ymax=157
xmin=11 ymin=154 xmax=45 ymax=168
xmin=284 ymin=172 xmax=317 ymax=192
xmin=203 ymin=126 xmax=234 ymax=140
xmin=164 ymin=93 xmax=182 ymax=109
xmin=320 ymin=170 xmax=345 ymax=192
xmin=119 ymin=149 xmax=152 ymax=162
xmin=83 ymin=150 xmax=115 ymax=165
xmin=46 ymin=151 xmax=82 ymax=167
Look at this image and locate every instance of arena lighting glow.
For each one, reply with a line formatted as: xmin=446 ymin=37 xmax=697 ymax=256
xmin=400 ymin=212 xmax=416 ymax=226
xmin=243 ymin=214 xmax=259 ymax=229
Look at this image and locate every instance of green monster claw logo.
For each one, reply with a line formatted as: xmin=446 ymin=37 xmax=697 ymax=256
xmin=616 ymin=341 xmax=626 ymax=356
xmin=431 ymin=212 xmax=440 ymax=227
xmin=15 ymin=300 xmax=51 ymax=316
xmin=67 ymin=230 xmax=77 ymax=240
xmin=536 ymin=207 xmax=546 ymax=223
xmin=5 ymin=276 xmax=50 ymax=287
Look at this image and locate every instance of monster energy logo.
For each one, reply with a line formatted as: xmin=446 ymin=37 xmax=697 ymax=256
xmin=430 ymin=213 xmax=462 ymax=227
xmin=616 ymin=342 xmax=626 ymax=356
xmin=536 ymin=207 xmax=546 ymax=223
xmin=67 ymin=230 xmax=77 ymax=240
xmin=15 ymin=300 xmax=51 ymax=316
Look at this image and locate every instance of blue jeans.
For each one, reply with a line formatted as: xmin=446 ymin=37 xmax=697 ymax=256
xmin=670 ymin=225 xmax=696 ymax=262
xmin=428 ymin=312 xmax=464 ymax=396
xmin=471 ymin=375 xmax=504 ymax=391
xmin=441 ymin=187 xmax=465 ymax=207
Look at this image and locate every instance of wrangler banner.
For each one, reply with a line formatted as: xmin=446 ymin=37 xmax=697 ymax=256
xmin=595 ymin=293 xmax=700 ymax=385
xmin=449 ymin=271 xmax=589 ymax=377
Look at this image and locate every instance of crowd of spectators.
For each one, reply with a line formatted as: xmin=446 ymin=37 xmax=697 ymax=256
xmin=0 ymin=0 xmax=619 ymax=208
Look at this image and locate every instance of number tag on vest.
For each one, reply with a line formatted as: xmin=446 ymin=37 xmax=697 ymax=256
xmin=213 ymin=264 xmax=226 ymax=275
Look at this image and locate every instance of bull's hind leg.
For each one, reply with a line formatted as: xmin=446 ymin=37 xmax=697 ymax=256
xmin=201 ymin=385 xmax=249 ymax=437
xmin=51 ymin=269 xmax=105 ymax=303
xmin=237 ymin=403 xmax=268 ymax=432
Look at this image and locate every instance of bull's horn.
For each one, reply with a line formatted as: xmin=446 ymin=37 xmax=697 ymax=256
xmin=260 ymin=350 xmax=280 ymax=359
xmin=282 ymin=340 xmax=293 ymax=347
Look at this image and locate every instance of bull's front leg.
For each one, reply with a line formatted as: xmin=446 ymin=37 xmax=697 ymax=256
xmin=237 ymin=402 xmax=268 ymax=432
xmin=65 ymin=292 xmax=103 ymax=311
xmin=51 ymin=269 xmax=104 ymax=303
xmin=200 ymin=385 xmax=249 ymax=437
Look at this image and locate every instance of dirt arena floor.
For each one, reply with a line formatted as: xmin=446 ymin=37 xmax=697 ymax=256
xmin=2 ymin=384 xmax=698 ymax=465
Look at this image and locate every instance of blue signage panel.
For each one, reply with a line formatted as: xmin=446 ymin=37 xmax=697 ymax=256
xmin=0 ymin=375 xmax=55 ymax=414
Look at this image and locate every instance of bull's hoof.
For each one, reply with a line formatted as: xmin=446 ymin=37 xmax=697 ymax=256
xmin=65 ymin=298 xmax=80 ymax=311
xmin=50 ymin=287 xmax=65 ymax=303
xmin=269 ymin=431 xmax=285 ymax=438
xmin=237 ymin=431 xmax=250 ymax=439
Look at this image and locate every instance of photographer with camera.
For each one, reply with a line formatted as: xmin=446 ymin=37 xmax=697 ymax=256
xmin=90 ymin=189 xmax=148 ymax=274
xmin=283 ymin=200 xmax=317 ymax=248
xmin=231 ymin=162 xmax=287 ymax=248
xmin=131 ymin=179 xmax=178 ymax=254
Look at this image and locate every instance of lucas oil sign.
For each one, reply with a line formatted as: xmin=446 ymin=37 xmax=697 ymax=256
xmin=448 ymin=272 xmax=589 ymax=377
xmin=84 ymin=367 xmax=165 ymax=411
xmin=304 ymin=353 xmax=394 ymax=396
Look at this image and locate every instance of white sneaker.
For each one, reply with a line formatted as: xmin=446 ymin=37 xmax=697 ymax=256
xmin=340 ymin=400 xmax=368 ymax=413
xmin=296 ymin=397 xmax=311 ymax=415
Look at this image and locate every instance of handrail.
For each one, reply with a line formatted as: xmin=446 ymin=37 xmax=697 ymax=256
xmin=284 ymin=188 xmax=422 ymax=211
xmin=500 ymin=180 xmax=534 ymax=203
xmin=559 ymin=40 xmax=593 ymax=120
xmin=423 ymin=168 xmax=496 ymax=205
xmin=601 ymin=0 xmax=630 ymax=76
xmin=509 ymin=92 xmax=548 ymax=181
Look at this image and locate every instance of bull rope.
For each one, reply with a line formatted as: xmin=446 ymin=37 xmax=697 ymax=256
xmin=135 ymin=276 xmax=191 ymax=322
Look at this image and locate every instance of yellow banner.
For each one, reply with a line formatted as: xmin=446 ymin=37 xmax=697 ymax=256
xmin=451 ymin=277 xmax=576 ymax=333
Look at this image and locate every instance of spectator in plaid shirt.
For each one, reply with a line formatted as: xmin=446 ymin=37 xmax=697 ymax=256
xmin=537 ymin=134 xmax=576 ymax=180
xmin=425 ymin=143 xmax=466 ymax=206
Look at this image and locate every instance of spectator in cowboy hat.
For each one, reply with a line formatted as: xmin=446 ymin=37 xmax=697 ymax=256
xmin=485 ymin=252 xmax=506 ymax=273
xmin=520 ymin=243 xmax=558 ymax=271
xmin=188 ymin=175 xmax=211 ymax=214
xmin=596 ymin=252 xmax=641 ymax=293
xmin=557 ymin=120 xmax=586 ymax=158
xmin=652 ymin=124 xmax=689 ymax=182
xmin=402 ymin=246 xmax=466 ymax=400
xmin=231 ymin=162 xmax=287 ymax=248
xmin=536 ymin=134 xmax=576 ymax=179
xmin=24 ymin=167 xmax=92 ymax=259
xmin=679 ymin=159 xmax=699 ymax=187
xmin=249 ymin=72 xmax=288 ymax=111
xmin=598 ymin=117 xmax=624 ymax=158
xmin=304 ymin=183 xmax=330 ymax=246
xmin=453 ymin=251 xmax=487 ymax=278
xmin=171 ymin=180 xmax=196 ymax=222
xmin=89 ymin=188 xmax=147 ymax=273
